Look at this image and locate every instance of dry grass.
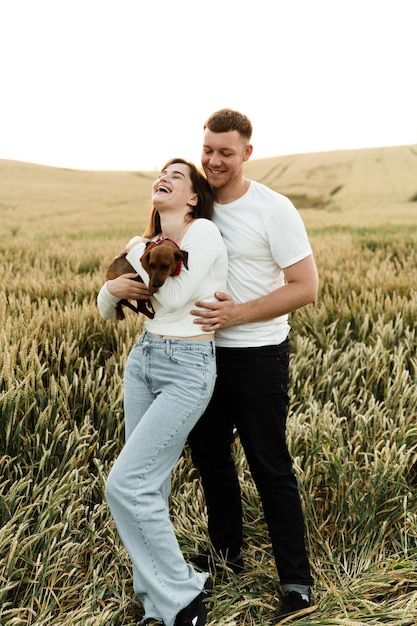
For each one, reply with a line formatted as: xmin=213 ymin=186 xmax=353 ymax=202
xmin=1 ymin=150 xmax=417 ymax=624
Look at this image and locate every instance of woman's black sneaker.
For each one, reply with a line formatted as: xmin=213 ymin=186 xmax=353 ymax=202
xmin=175 ymin=577 xmax=213 ymax=625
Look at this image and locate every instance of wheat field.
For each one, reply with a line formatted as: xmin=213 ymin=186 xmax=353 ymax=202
xmin=1 ymin=148 xmax=417 ymax=625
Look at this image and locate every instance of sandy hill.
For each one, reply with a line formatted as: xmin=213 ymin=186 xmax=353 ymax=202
xmin=247 ymin=144 xmax=417 ymax=211
xmin=1 ymin=144 xmax=416 ymax=238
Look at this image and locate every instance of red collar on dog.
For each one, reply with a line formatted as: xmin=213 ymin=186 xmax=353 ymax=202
xmin=141 ymin=237 xmax=183 ymax=276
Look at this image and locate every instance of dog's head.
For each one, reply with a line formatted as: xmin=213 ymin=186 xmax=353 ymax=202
xmin=141 ymin=239 xmax=189 ymax=293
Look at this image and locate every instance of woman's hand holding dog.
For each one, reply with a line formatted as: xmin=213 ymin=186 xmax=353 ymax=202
xmin=107 ymin=274 xmax=153 ymax=300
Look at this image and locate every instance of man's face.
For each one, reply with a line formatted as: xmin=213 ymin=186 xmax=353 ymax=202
xmin=201 ymin=129 xmax=251 ymax=191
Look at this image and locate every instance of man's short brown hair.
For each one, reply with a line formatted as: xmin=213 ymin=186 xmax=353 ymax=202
xmin=204 ymin=108 xmax=253 ymax=141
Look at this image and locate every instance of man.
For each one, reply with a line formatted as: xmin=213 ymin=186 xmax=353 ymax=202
xmin=188 ymin=108 xmax=319 ymax=622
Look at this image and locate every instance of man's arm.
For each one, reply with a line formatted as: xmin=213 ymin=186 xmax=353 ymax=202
xmin=191 ymin=255 xmax=319 ymax=332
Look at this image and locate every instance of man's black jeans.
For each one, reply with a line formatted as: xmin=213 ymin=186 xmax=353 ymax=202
xmin=188 ymin=341 xmax=313 ymax=586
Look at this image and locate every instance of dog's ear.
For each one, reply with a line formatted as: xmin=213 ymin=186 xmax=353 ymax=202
xmin=176 ymin=249 xmax=189 ymax=270
xmin=141 ymin=252 xmax=150 ymax=273
xmin=140 ymin=244 xmax=153 ymax=270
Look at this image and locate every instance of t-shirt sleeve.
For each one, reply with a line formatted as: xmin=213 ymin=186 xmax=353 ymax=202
xmin=266 ymin=196 xmax=313 ymax=269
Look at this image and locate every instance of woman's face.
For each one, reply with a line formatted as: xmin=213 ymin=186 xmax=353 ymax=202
xmin=152 ymin=163 xmax=197 ymax=210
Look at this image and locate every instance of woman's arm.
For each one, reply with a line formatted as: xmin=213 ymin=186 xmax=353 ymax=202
xmin=97 ymin=282 xmax=121 ymax=320
xmin=149 ymin=222 xmax=226 ymax=311
xmin=97 ymin=272 xmax=153 ymax=320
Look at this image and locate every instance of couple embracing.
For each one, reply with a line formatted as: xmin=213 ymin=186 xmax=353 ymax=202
xmin=97 ymin=108 xmax=319 ymax=625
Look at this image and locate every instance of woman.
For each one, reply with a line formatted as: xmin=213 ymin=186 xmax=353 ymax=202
xmin=97 ymin=158 xmax=228 ymax=626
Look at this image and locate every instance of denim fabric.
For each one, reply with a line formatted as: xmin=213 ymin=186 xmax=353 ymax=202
xmin=106 ymin=330 xmax=215 ymax=626
xmin=188 ymin=341 xmax=313 ymax=587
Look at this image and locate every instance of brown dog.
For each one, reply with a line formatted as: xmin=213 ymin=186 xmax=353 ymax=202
xmin=105 ymin=238 xmax=189 ymax=321
xmin=105 ymin=255 xmax=155 ymax=321
xmin=141 ymin=238 xmax=189 ymax=292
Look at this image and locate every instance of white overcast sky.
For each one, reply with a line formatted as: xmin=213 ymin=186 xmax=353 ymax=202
xmin=0 ymin=0 xmax=415 ymax=171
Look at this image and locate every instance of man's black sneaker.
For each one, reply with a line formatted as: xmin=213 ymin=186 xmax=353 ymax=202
xmin=276 ymin=591 xmax=311 ymax=621
xmin=175 ymin=577 xmax=213 ymax=626
xmin=192 ymin=550 xmax=244 ymax=574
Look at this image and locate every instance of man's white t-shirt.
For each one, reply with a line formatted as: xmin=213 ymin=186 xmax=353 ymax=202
xmin=213 ymin=180 xmax=313 ymax=348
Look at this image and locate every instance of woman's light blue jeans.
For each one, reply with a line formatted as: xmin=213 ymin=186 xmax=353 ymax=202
xmin=106 ymin=330 xmax=215 ymax=626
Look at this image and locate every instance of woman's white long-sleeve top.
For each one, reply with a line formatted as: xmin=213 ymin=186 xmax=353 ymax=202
xmin=97 ymin=218 xmax=228 ymax=337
